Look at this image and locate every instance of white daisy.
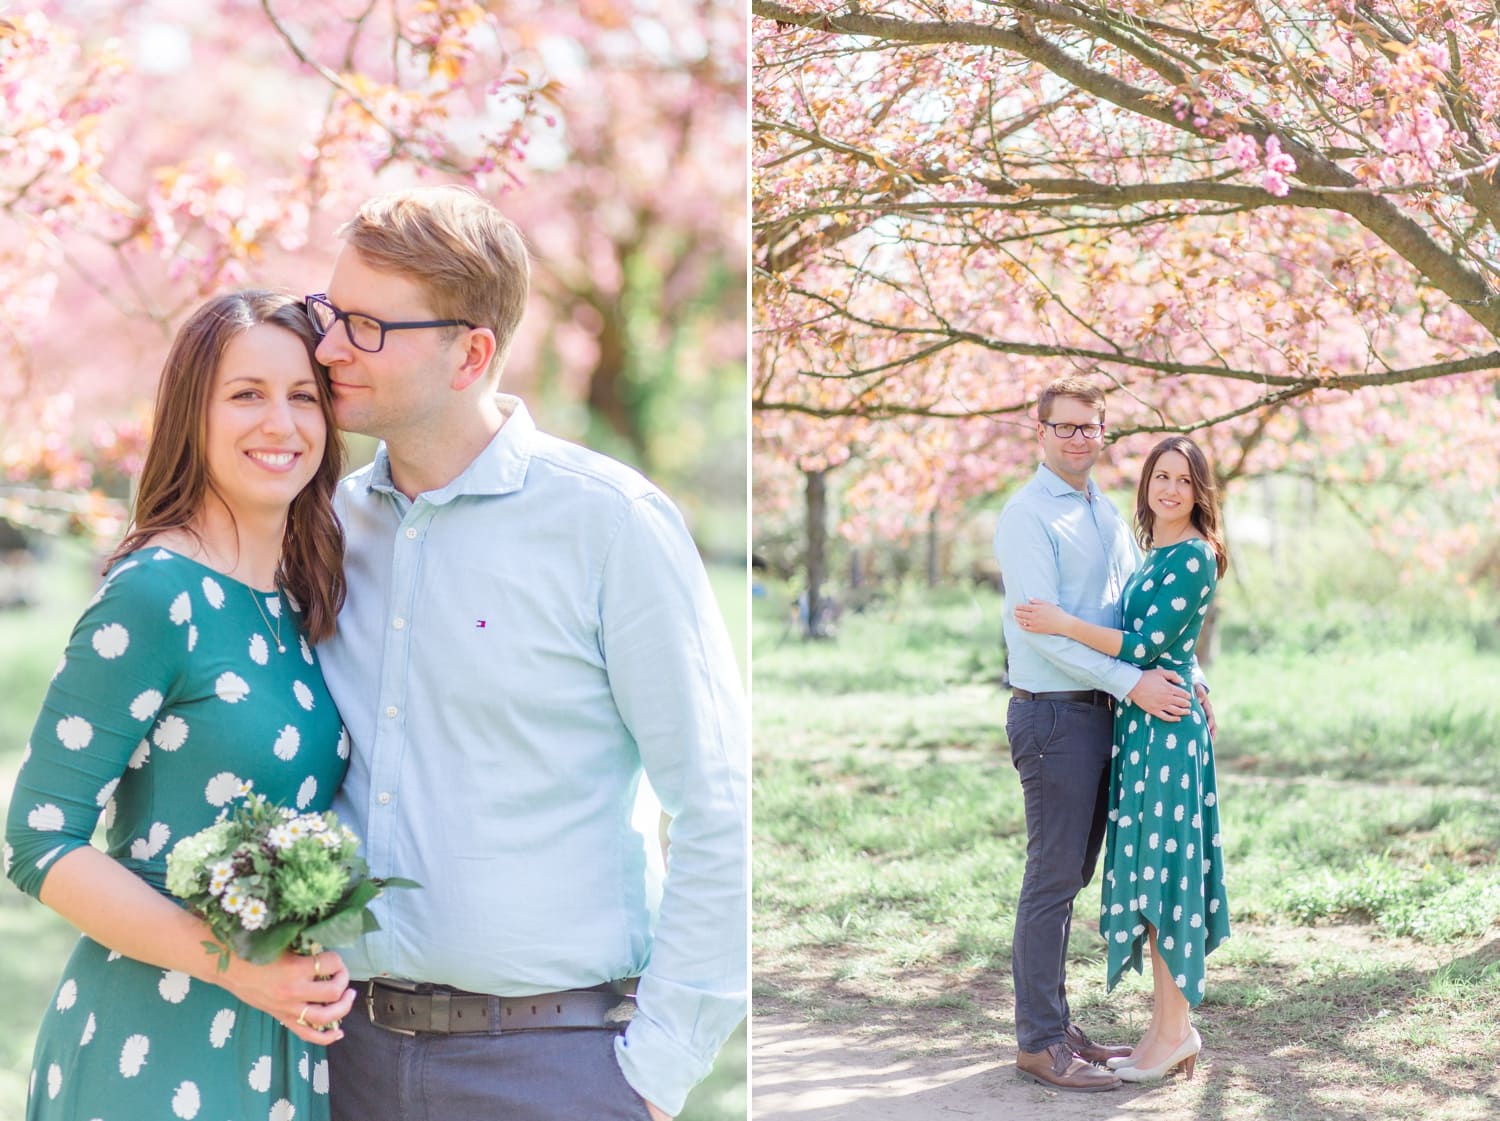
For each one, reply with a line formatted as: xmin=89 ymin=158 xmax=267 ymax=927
xmin=240 ymin=899 xmax=268 ymax=931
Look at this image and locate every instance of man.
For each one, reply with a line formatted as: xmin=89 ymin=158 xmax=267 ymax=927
xmin=312 ymin=186 xmax=747 ymax=1121
xmin=993 ymin=376 xmax=1203 ymax=1093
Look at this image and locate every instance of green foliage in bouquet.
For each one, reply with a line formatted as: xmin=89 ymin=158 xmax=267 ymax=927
xmin=165 ymin=794 xmax=419 ymax=971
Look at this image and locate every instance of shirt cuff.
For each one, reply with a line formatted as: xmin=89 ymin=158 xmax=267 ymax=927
xmin=614 ymin=1013 xmax=716 ymax=1117
xmin=1107 ymin=663 xmax=1143 ymax=702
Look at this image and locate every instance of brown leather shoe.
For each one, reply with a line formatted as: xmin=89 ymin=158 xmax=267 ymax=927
xmin=1016 ymin=1042 xmax=1121 ymax=1092
xmin=1064 ymin=1023 xmax=1133 ymax=1065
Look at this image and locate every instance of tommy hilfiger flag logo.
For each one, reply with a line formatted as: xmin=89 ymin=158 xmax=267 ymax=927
xmin=476 ymin=620 xmax=487 ymax=628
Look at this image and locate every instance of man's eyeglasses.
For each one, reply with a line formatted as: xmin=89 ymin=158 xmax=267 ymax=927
xmin=1040 ymin=421 xmax=1104 ymax=440
xmin=305 ymin=294 xmax=476 ymax=354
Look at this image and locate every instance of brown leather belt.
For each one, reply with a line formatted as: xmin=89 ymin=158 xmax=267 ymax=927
xmin=1010 ymin=688 xmax=1114 ymax=709
xmin=358 ymin=978 xmax=637 ymax=1036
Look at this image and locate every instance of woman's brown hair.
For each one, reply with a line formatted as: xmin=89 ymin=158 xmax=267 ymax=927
xmin=1133 ymin=435 xmax=1230 ymax=577
xmin=105 ymin=290 xmax=346 ymax=641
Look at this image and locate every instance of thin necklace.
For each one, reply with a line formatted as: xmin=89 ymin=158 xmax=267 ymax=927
xmin=250 ymin=586 xmax=286 ymax=654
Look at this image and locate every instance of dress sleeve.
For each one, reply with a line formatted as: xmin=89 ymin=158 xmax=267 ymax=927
xmin=1117 ymin=541 xmax=1217 ymax=668
xmin=4 ymin=559 xmax=187 ymax=898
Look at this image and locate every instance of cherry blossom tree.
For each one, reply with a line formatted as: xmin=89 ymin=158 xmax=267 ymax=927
xmin=752 ymin=1 xmax=1500 ymax=591
xmin=2 ymin=0 xmax=745 ymax=546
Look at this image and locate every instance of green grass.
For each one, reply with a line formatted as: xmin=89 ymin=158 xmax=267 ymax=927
xmin=0 ymin=543 xmax=747 ymax=1121
xmin=753 ymin=574 xmax=1500 ymax=1119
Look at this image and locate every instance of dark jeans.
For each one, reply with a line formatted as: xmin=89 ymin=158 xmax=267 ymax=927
xmin=1006 ymin=697 xmax=1114 ymax=1053
xmin=329 ymin=985 xmax=653 ymax=1121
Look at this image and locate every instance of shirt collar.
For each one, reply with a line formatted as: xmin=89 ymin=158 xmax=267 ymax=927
xmin=364 ymin=394 xmax=534 ymax=503
xmin=1035 ymin=462 xmax=1101 ymax=501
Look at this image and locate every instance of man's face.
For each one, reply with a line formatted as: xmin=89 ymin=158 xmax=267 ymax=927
xmin=314 ymin=245 xmax=461 ymax=440
xmin=1037 ymin=396 xmax=1105 ymax=489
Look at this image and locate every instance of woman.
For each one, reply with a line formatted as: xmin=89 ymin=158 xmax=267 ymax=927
xmin=1014 ymin=434 xmax=1230 ymax=1083
xmin=4 ymin=291 xmax=355 ymax=1119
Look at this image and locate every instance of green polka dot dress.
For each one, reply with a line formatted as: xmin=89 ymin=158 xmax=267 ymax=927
xmin=4 ymin=550 xmax=348 ymax=1120
xmin=1100 ymin=537 xmax=1229 ymax=1006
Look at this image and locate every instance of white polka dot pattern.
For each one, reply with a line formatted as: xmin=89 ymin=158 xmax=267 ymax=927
xmin=1100 ymin=538 xmax=1227 ymax=1009
xmin=7 ymin=551 xmax=346 ymax=1118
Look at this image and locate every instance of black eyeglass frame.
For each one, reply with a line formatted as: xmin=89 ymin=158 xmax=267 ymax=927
xmin=305 ymin=293 xmax=478 ymax=354
xmin=1039 ymin=420 xmax=1105 ymax=440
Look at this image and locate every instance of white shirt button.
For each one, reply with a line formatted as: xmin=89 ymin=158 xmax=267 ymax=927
xmin=393 ymin=618 xmax=406 ymax=630
xmin=377 ymin=792 xmax=392 ymax=805
xmin=405 ymin=527 xmax=418 ymax=539
xmin=385 ymin=705 xmax=398 ymax=718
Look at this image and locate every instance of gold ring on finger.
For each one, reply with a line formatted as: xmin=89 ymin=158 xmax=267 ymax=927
xmin=313 ymin=955 xmax=323 ymax=978
xmin=296 ymin=1005 xmax=311 ymax=1027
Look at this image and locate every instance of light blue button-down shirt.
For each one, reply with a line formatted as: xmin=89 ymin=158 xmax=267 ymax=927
xmin=993 ymin=464 xmax=1144 ymax=699
xmin=320 ymin=396 xmax=748 ymax=1115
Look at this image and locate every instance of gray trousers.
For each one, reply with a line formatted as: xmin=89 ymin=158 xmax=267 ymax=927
xmin=1006 ymin=697 xmax=1114 ymax=1053
xmin=329 ymin=987 xmax=653 ymax=1121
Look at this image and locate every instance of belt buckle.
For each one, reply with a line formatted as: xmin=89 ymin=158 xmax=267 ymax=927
xmin=368 ymin=977 xmax=420 ymax=1037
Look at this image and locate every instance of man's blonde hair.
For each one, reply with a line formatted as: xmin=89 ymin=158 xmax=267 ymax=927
xmin=340 ymin=186 xmax=530 ymax=375
xmin=1036 ymin=376 xmax=1105 ymax=423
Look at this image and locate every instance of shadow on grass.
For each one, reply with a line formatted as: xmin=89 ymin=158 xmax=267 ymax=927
xmin=754 ymin=929 xmax=1500 ymax=1121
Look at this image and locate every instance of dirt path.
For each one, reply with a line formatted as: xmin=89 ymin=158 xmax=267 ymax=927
xmin=752 ymin=927 xmax=1500 ymax=1121
xmin=752 ymin=1018 xmax=1204 ymax=1121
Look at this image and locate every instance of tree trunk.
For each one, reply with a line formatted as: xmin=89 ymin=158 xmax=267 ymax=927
xmin=804 ymin=467 xmax=830 ymax=639
xmin=926 ymin=507 xmax=940 ymax=588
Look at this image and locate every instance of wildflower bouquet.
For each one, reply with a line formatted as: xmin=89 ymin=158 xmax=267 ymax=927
xmin=166 ymin=794 xmax=418 ymax=971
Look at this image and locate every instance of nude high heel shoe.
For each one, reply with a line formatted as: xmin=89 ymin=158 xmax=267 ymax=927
xmin=1115 ymin=1027 xmax=1200 ymax=1082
